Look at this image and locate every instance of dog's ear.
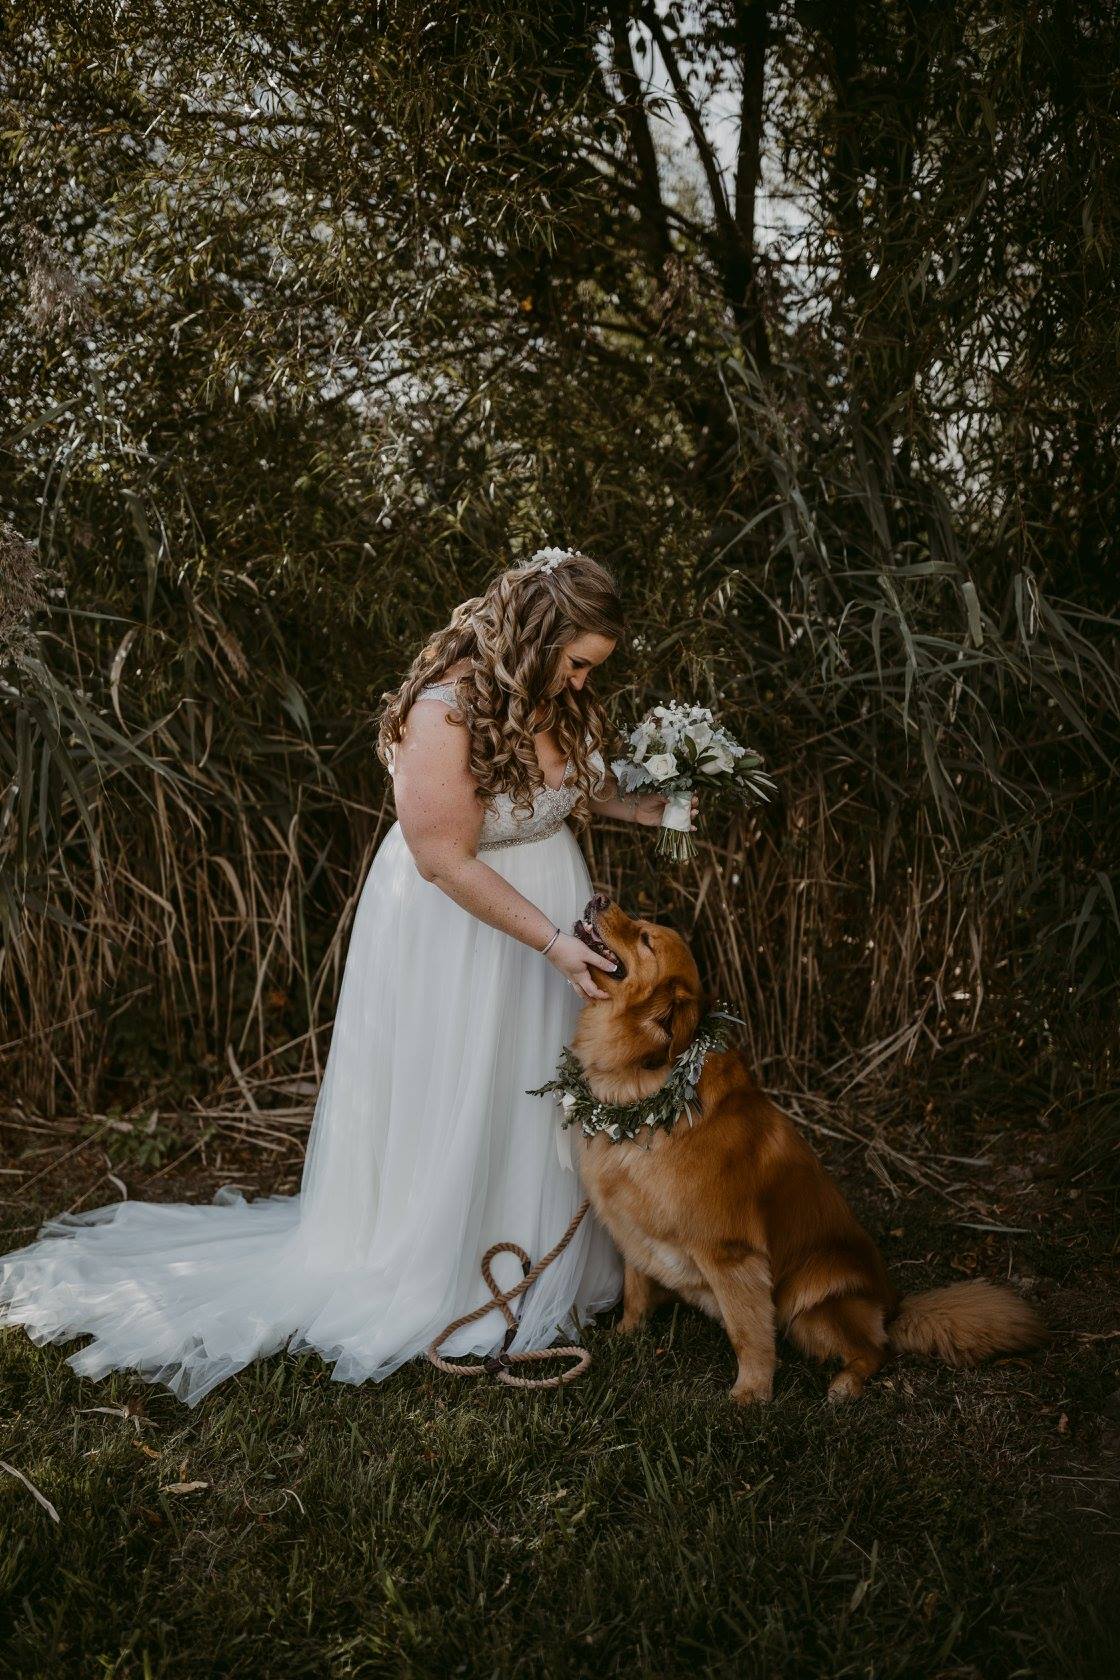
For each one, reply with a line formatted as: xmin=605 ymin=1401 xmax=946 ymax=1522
xmin=649 ymin=984 xmax=702 ymax=1061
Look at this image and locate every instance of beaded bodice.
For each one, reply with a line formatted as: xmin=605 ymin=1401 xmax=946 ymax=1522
xmin=390 ymin=681 xmax=604 ymax=851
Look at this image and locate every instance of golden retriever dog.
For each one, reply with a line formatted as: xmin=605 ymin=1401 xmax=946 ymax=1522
xmin=570 ymin=894 xmax=1047 ymax=1403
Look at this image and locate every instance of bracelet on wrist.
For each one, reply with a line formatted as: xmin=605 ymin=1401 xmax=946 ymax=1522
xmin=539 ymin=925 xmax=561 ymax=957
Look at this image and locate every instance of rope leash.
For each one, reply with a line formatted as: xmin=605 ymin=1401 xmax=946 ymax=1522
xmin=426 ymin=1198 xmax=592 ymax=1388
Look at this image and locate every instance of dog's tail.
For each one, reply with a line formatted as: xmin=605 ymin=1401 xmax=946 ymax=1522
xmin=887 ymin=1279 xmax=1047 ymax=1367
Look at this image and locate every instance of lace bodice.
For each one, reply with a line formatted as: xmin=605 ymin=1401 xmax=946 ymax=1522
xmin=389 ymin=680 xmax=605 ymax=851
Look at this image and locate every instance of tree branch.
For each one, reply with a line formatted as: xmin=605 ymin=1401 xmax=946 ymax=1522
xmin=641 ymin=1 xmax=770 ymax=367
xmin=639 ymin=3 xmax=736 ymax=247
xmin=605 ymin=2 xmax=675 ymax=267
xmin=733 ymin=1 xmax=770 ymax=259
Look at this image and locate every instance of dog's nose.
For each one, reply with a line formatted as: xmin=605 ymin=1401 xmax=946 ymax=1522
xmin=589 ymin=892 xmax=610 ymax=914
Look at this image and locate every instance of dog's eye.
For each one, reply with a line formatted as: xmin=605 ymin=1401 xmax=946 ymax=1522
xmin=639 ymin=931 xmax=652 ymax=948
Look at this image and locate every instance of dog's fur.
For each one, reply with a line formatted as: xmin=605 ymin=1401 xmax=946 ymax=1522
xmin=570 ymin=895 xmax=1047 ymax=1403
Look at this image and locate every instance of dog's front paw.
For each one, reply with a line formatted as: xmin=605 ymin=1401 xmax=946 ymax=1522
xmin=826 ymin=1370 xmax=865 ymax=1402
xmin=614 ymin=1315 xmax=645 ymax=1337
xmin=730 ymin=1375 xmax=773 ymax=1405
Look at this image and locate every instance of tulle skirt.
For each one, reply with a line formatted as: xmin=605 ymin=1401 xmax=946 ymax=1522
xmin=0 ymin=820 xmax=623 ymax=1406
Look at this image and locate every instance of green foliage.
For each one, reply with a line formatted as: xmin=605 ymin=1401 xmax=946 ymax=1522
xmin=0 ymin=1 xmax=1117 ymax=1111
xmin=76 ymin=1114 xmax=176 ymax=1171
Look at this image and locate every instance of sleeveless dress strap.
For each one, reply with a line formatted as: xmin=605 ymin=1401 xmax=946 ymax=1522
xmin=417 ymin=680 xmax=462 ymax=706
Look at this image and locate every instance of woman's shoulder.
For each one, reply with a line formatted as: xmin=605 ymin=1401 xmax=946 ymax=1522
xmin=388 ymin=677 xmax=470 ymax=780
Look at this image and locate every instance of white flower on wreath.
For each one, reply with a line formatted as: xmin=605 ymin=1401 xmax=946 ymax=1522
xmin=559 ymin=1091 xmax=578 ymax=1113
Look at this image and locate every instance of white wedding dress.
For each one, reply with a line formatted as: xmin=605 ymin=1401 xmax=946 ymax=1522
xmin=0 ymin=681 xmax=623 ymax=1406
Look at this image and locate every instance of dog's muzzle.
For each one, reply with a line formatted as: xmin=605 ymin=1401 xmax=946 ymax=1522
xmin=573 ymin=894 xmax=627 ymax=979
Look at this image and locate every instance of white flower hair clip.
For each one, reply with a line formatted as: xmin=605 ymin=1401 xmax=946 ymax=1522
xmin=523 ymin=546 xmax=575 ymax=576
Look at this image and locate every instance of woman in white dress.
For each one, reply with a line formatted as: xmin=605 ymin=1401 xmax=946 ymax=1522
xmin=0 ymin=547 xmax=695 ymax=1406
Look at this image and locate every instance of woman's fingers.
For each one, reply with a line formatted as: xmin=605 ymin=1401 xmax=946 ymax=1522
xmin=581 ymin=968 xmax=610 ymax=1000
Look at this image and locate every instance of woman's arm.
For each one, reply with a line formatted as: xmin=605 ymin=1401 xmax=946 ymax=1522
xmin=589 ymin=763 xmax=699 ymax=828
xmin=588 ymin=764 xmax=641 ymax=824
xmin=391 ymin=700 xmax=619 ymax=999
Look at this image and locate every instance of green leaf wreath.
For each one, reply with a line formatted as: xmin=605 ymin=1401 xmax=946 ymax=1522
xmin=526 ymin=1005 xmax=743 ymax=1145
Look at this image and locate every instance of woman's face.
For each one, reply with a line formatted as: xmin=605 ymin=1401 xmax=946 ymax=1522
xmin=552 ymin=632 xmax=616 ymax=696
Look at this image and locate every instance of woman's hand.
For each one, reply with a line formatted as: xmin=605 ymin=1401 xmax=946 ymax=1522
xmin=546 ymin=931 xmax=620 ymax=1001
xmin=630 ymin=790 xmax=701 ymax=828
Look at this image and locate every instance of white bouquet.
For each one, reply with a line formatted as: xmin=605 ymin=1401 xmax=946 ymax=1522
xmin=610 ymin=701 xmax=776 ymax=862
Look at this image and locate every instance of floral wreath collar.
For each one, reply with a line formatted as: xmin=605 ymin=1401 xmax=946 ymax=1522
xmin=527 ymin=1004 xmax=743 ymax=1146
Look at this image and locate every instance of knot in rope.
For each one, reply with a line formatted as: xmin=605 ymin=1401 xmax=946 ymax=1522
xmin=426 ymin=1200 xmax=592 ymax=1390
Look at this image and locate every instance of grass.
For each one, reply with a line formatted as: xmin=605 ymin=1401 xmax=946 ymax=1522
xmin=1 ymin=1105 xmax=1117 ymax=1679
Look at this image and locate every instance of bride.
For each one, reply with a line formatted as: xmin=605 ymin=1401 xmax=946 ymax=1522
xmin=0 ymin=547 xmax=696 ymax=1406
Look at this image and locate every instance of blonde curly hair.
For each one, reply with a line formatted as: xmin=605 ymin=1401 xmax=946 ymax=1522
xmin=375 ymin=551 xmax=625 ymax=827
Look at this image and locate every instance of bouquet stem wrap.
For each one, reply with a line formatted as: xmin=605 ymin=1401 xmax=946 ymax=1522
xmin=658 ymin=790 xmax=695 ymax=860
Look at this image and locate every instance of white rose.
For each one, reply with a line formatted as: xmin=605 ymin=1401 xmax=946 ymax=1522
xmin=644 ymin=751 xmax=678 ymax=781
xmin=699 ymin=743 xmax=734 ymax=774
xmin=559 ymin=1092 xmax=578 ymax=1112
xmin=683 ymin=721 xmax=713 ymax=751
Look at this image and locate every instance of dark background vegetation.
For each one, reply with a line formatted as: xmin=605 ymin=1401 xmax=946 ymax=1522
xmin=0 ymin=3 xmax=1117 ymax=1675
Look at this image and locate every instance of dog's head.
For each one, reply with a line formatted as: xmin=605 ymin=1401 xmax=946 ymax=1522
xmin=570 ymin=894 xmax=705 ymax=1081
